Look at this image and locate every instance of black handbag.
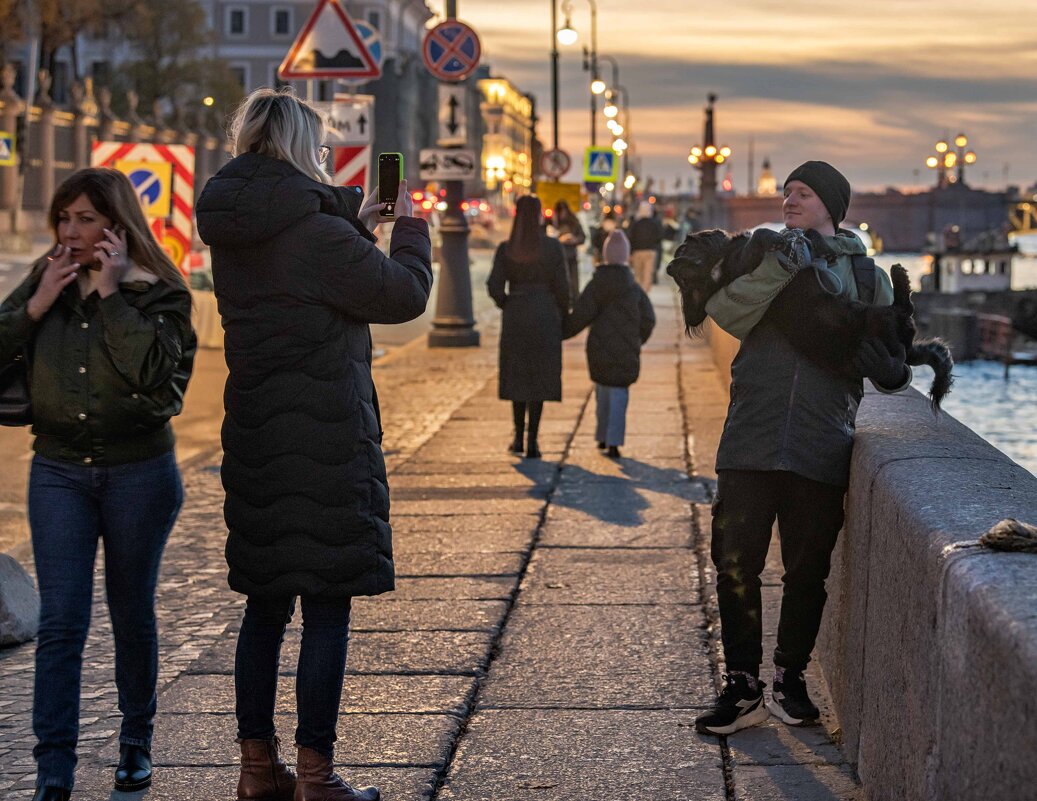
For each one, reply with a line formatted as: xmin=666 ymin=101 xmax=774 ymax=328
xmin=0 ymin=349 xmax=32 ymax=426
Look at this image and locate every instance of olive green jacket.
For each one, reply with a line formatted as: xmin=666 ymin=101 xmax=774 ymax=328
xmin=0 ymin=270 xmax=195 ymax=465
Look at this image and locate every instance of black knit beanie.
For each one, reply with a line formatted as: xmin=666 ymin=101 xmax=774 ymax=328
xmin=784 ymin=161 xmax=851 ymax=226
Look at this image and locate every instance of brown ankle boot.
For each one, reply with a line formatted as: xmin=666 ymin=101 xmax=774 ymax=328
xmin=294 ymin=746 xmax=379 ymax=801
xmin=237 ymin=737 xmax=296 ymax=801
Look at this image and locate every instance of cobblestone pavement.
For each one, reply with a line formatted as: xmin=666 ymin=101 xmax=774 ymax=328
xmin=0 ymin=285 xmax=861 ymax=800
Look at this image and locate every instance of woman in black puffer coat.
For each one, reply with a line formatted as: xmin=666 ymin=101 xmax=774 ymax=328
xmin=196 ymin=88 xmax=432 ymax=801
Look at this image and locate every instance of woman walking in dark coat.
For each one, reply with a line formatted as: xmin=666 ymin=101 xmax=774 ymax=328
xmin=487 ymin=195 xmax=569 ymax=459
xmin=196 ymin=88 xmax=433 ymax=801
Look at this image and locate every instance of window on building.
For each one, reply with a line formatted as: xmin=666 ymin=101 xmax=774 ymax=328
xmin=91 ymin=61 xmax=111 ymax=87
xmin=367 ymin=10 xmax=381 ymax=30
xmin=227 ymin=7 xmax=248 ymax=36
xmin=229 ymin=64 xmax=249 ymax=90
xmin=273 ymin=8 xmax=293 ymax=36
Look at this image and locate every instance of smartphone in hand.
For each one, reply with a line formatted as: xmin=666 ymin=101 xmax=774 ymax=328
xmin=378 ymin=152 xmax=403 ymax=217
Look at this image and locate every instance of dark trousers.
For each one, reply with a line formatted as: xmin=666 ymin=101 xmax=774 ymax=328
xmin=711 ymin=469 xmax=846 ymax=675
xmin=235 ymin=595 xmax=352 ymax=757
xmin=29 ymin=452 xmax=182 ymax=790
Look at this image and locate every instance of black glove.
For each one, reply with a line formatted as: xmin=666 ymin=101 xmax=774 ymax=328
xmin=854 ymin=337 xmax=909 ymax=388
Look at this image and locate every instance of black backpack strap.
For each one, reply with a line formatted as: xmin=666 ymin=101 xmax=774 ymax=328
xmin=851 ymin=254 xmax=877 ymax=304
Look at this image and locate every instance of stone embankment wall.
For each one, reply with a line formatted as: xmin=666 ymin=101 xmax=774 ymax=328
xmin=706 ymin=320 xmax=1037 ymax=801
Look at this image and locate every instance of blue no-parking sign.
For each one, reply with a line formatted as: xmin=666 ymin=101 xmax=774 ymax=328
xmin=422 ymin=20 xmax=481 ymax=82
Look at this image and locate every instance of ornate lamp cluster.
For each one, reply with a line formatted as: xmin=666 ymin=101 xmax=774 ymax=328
xmin=926 ymin=133 xmax=977 ymax=187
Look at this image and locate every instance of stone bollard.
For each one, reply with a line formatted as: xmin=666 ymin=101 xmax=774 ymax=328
xmin=36 ymin=70 xmax=55 ymax=209
xmin=0 ymin=554 xmax=40 ymax=647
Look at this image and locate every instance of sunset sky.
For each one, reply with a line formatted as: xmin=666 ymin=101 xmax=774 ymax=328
xmin=447 ymin=0 xmax=1037 ymax=193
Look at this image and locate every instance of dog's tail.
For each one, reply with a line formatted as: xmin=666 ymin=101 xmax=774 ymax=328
xmin=907 ymin=338 xmax=954 ymax=413
xmin=891 ymin=264 xmax=913 ymax=314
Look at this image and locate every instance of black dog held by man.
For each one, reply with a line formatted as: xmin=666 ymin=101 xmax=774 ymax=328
xmin=666 ymin=225 xmax=954 ymax=411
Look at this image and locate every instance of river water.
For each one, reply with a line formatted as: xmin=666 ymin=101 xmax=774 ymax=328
xmin=873 ymin=249 xmax=1037 ymax=477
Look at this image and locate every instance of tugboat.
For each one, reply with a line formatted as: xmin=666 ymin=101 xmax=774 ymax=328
xmin=916 ymin=227 xmax=1037 ymax=366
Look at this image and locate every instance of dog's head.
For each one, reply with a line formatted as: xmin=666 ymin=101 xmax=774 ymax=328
xmin=666 ymin=229 xmax=741 ymax=332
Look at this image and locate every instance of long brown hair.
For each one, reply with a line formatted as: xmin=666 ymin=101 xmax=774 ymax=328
xmin=33 ymin=167 xmax=185 ymax=287
xmin=506 ymin=195 xmax=542 ymax=264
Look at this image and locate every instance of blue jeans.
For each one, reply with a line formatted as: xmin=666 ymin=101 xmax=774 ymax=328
xmin=595 ymin=384 xmax=629 ymax=447
xmin=235 ymin=595 xmax=352 ymax=757
xmin=28 ymin=452 xmax=183 ymax=791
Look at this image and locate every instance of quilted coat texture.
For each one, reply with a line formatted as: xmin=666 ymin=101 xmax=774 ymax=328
xmin=563 ymin=263 xmax=655 ymax=387
xmin=197 ymin=152 xmax=433 ymax=598
xmin=486 ymin=237 xmax=570 ymax=402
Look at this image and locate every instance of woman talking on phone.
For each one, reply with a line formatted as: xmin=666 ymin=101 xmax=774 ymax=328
xmin=0 ymin=167 xmax=194 ymax=800
xmin=197 ymin=87 xmax=432 ymax=801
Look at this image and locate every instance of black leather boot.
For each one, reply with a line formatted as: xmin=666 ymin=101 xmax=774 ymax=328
xmin=31 ymin=788 xmax=70 ymax=801
xmin=114 ymin=743 xmax=152 ymax=791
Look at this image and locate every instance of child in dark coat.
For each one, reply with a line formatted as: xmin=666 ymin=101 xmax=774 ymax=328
xmin=564 ymin=230 xmax=655 ymax=457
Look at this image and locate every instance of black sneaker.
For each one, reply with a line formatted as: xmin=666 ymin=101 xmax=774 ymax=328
xmin=767 ymin=671 xmax=819 ymax=726
xmin=695 ymin=673 xmax=769 ymax=735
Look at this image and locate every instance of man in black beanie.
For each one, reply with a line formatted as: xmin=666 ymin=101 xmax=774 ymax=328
xmin=694 ymin=161 xmax=911 ymax=736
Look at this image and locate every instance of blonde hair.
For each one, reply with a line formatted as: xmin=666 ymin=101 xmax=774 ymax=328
xmin=229 ymin=87 xmax=331 ymax=184
xmin=35 ymin=167 xmax=184 ymax=288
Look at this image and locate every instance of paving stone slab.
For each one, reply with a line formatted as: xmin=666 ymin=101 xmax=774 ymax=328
xmin=732 ymin=764 xmax=862 ymax=800
xmin=390 ymin=499 xmax=544 ymax=517
xmin=158 ymin=673 xmax=474 ymax=715
xmin=348 ymin=630 xmax=493 ymax=674
xmin=560 ymin=455 xmax=691 ymax=485
xmin=393 ymin=525 xmax=536 ymax=556
xmin=391 ymin=576 xmax=516 ymax=601
xmin=390 ymin=472 xmax=552 ymax=490
xmin=540 ymin=517 xmax=691 ymax=549
xmin=480 ymin=604 xmax=713 ymax=709
xmin=438 ymin=709 xmax=725 ymax=801
xmin=726 ymin=718 xmax=848 ymax=767
xmin=392 ymin=550 xmax=524 ymax=578
xmin=392 ymin=513 xmax=539 ymax=536
xmin=545 ymin=484 xmax=698 ymax=527
xmin=74 ymin=766 xmax=436 ymax=801
xmin=392 ymin=485 xmax=549 ymax=502
xmin=520 ymin=547 xmax=699 ymax=604
xmin=351 ymin=599 xmax=509 ymax=631
xmin=393 ymin=459 xmax=557 ymax=477
xmin=188 ymin=629 xmax=493 ymax=676
xmin=146 ymin=712 xmax=459 ymax=767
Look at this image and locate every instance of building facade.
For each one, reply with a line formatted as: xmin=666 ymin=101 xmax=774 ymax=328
xmin=477 ymin=76 xmax=534 ymax=215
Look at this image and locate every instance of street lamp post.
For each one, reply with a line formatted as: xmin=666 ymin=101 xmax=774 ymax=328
xmin=554 ymin=0 xmax=598 ymax=147
xmin=687 ymin=93 xmax=731 ymax=228
xmin=926 ymin=133 xmax=977 ymax=188
xmin=428 ymin=0 xmax=479 ymax=348
xmin=550 ymin=0 xmax=560 ymax=151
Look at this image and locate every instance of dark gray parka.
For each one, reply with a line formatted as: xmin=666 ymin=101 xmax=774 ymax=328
xmin=705 ymin=230 xmax=907 ymax=487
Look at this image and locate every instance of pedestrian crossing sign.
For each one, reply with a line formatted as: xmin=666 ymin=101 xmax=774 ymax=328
xmin=114 ymin=159 xmax=173 ymax=218
xmin=583 ymin=147 xmax=618 ymax=183
xmin=0 ymin=131 xmax=15 ymax=166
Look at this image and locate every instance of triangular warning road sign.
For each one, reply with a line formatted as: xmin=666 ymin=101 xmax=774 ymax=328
xmin=279 ymin=0 xmax=381 ymax=80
